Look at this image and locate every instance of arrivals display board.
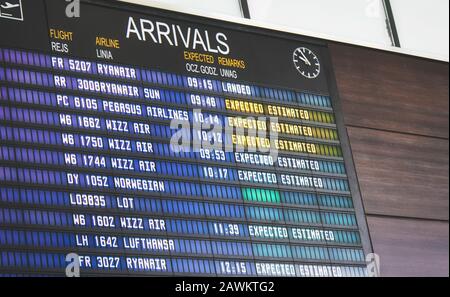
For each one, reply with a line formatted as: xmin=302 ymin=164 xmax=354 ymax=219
xmin=0 ymin=0 xmax=372 ymax=276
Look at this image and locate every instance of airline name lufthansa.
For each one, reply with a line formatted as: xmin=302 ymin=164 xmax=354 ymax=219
xmin=126 ymin=17 xmax=230 ymax=55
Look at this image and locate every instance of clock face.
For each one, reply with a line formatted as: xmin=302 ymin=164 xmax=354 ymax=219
xmin=293 ymin=47 xmax=320 ymax=79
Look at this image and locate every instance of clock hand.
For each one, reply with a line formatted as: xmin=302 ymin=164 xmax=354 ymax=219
xmin=296 ymin=55 xmax=309 ymax=64
xmin=299 ymin=50 xmax=311 ymax=66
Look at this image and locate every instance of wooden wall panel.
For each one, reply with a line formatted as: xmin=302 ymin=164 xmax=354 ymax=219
xmin=347 ymin=126 xmax=449 ymax=220
xmin=330 ymin=43 xmax=449 ymax=276
xmin=329 ymin=43 xmax=449 ymax=139
xmin=367 ymin=216 xmax=449 ymax=277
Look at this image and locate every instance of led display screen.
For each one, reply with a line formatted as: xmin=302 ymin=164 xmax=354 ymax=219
xmin=0 ymin=0 xmax=371 ymax=277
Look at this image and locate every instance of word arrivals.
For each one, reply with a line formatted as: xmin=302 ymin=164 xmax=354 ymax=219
xmin=175 ymin=281 xmax=209 ymax=295
xmin=126 ymin=17 xmax=229 ymax=55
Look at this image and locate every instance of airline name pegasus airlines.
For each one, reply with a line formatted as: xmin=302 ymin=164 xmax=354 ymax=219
xmin=125 ymin=16 xmax=231 ymax=55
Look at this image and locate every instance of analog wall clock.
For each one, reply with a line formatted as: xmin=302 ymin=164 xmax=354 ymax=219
xmin=293 ymin=47 xmax=320 ymax=79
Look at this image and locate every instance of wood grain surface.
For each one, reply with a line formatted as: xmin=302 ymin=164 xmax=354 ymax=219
xmin=347 ymin=126 xmax=449 ymax=220
xmin=367 ymin=216 xmax=449 ymax=277
xmin=330 ymin=43 xmax=449 ymax=139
